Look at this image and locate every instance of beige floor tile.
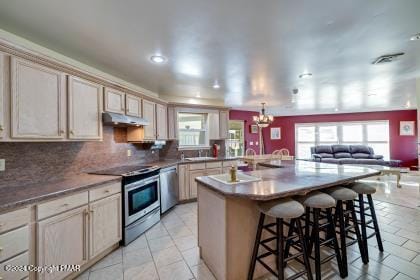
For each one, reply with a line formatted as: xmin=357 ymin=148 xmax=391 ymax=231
xmin=380 ymin=231 xmax=408 ymax=246
xmin=123 ymin=234 xmax=148 ymax=254
xmin=157 ymin=260 xmax=194 ymax=280
xmin=382 ymin=255 xmax=420 ymax=280
xmin=382 ymin=241 xmax=417 ymax=261
xmin=174 ymin=234 xmax=198 ymax=252
xmin=403 ymin=240 xmax=420 ymax=253
xmin=352 ymin=257 xmax=398 ymax=280
xmin=89 ymin=263 xmax=123 ymax=280
xmin=152 ymin=246 xmax=184 ymax=267
xmin=167 ymin=224 xmax=194 ymax=239
xmin=145 ymin=222 xmax=169 ymax=240
xmin=182 ymin=246 xmax=203 ymax=267
xmin=393 ymin=272 xmax=416 ymax=280
xmin=379 ymin=223 xmax=401 ymax=234
xmin=90 ymin=248 xmax=122 ymax=271
xmin=148 ymin=235 xmax=176 ymax=252
xmin=190 ymin=263 xmax=216 ymax=280
xmin=396 ymin=230 xmax=420 ymax=243
xmin=73 ymin=270 xmax=89 ymax=280
xmin=123 ymin=261 xmax=159 ymax=280
xmin=123 ymin=248 xmax=153 ymax=270
xmin=412 ymin=255 xmax=420 ymax=266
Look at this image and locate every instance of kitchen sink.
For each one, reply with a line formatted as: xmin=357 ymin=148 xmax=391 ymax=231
xmin=208 ymin=173 xmax=261 ymax=185
xmin=185 ymin=157 xmax=216 ymax=161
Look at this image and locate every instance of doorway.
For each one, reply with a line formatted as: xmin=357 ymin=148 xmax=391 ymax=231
xmin=226 ymin=120 xmax=245 ymax=157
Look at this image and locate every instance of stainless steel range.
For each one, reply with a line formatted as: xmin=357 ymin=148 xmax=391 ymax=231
xmin=90 ymin=165 xmax=161 ymax=245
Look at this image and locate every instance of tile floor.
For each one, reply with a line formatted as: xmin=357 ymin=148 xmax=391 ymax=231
xmin=75 ymin=175 xmax=420 ymax=280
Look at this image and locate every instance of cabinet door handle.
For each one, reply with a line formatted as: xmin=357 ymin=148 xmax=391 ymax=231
xmin=60 ymin=129 xmax=65 ymax=134
xmin=104 ymin=190 xmax=110 ymax=193
xmin=62 ymin=203 xmax=69 ymax=207
xmin=70 ymin=130 xmax=75 ymax=135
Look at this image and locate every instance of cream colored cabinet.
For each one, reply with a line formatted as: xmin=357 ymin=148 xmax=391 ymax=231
xmin=178 ymin=164 xmax=189 ymax=200
xmin=189 ymin=169 xmax=207 ymax=198
xmin=126 ymin=94 xmax=142 ymax=117
xmin=0 ymin=53 xmax=7 ymax=139
xmin=208 ymin=112 xmax=220 ymax=139
xmin=89 ymin=193 xmax=122 ymax=258
xmin=142 ymin=99 xmax=156 ymax=140
xmin=104 ymin=87 xmax=125 ymax=114
xmin=167 ymin=106 xmax=177 ymax=139
xmin=10 ymin=57 xmax=66 ymax=139
xmin=68 ymin=76 xmax=103 ymax=140
xmin=0 ymin=252 xmax=29 ymax=280
xmin=219 ymin=110 xmax=229 ymax=139
xmin=37 ymin=206 xmax=89 ymax=280
xmin=156 ymin=103 xmax=168 ymax=140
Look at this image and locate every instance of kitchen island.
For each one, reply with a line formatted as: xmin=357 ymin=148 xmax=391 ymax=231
xmin=195 ymin=160 xmax=380 ymax=280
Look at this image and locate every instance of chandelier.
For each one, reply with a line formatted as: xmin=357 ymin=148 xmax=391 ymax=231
xmin=253 ymin=102 xmax=273 ymax=128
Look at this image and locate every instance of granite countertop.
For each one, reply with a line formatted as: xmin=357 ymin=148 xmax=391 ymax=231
xmin=195 ymin=160 xmax=381 ymax=201
xmin=0 ymin=174 xmax=121 ymax=212
xmin=149 ymin=157 xmax=239 ymax=167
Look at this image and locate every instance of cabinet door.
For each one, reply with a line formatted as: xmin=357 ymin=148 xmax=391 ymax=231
xmin=68 ymin=76 xmax=103 ymax=140
xmin=126 ymin=94 xmax=142 ymax=117
xmin=208 ymin=112 xmax=220 ymax=139
xmin=0 ymin=53 xmax=7 ymax=139
xmin=11 ymin=58 xmax=66 ymax=139
xmin=189 ymin=169 xmax=207 ymax=198
xmin=37 ymin=206 xmax=88 ymax=280
xmin=206 ymin=168 xmax=222 ymax=176
xmin=178 ymin=164 xmax=189 ymax=200
xmin=219 ymin=110 xmax=229 ymax=139
xmin=89 ymin=193 xmax=122 ymax=258
xmin=104 ymin=87 xmax=125 ymax=114
xmin=167 ymin=106 xmax=177 ymax=139
xmin=142 ymin=99 xmax=156 ymax=140
xmin=156 ymin=103 xmax=168 ymax=140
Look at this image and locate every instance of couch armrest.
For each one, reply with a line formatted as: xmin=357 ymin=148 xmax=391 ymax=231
xmin=312 ymin=154 xmax=322 ymax=162
xmin=372 ymin=155 xmax=384 ymax=160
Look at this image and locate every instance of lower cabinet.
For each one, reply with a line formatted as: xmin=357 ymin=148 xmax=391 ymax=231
xmin=89 ymin=193 xmax=122 ymax=259
xmin=189 ymin=169 xmax=207 ymax=198
xmin=181 ymin=164 xmax=223 ymax=200
xmin=37 ymin=206 xmax=89 ymax=280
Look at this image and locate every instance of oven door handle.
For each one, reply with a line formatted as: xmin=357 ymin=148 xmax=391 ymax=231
xmin=125 ymin=207 xmax=160 ymax=230
xmin=125 ymin=176 xmax=159 ymax=191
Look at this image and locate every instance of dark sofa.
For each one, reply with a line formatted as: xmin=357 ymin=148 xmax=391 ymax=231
xmin=310 ymin=144 xmax=398 ymax=166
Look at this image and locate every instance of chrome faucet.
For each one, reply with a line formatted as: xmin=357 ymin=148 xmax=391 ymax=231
xmin=198 ymin=149 xmax=202 ymax=157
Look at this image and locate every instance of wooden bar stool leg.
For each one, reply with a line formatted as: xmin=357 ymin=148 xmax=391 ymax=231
xmin=277 ymin=218 xmax=284 ymax=280
xmin=326 ymin=208 xmax=345 ymax=278
xmin=358 ymin=194 xmax=369 ymax=259
xmin=348 ymin=200 xmax=368 ymax=264
xmin=296 ymin=218 xmax=313 ymax=280
xmin=248 ymin=213 xmax=265 ymax=280
xmin=367 ymin=194 xmax=384 ymax=252
xmin=336 ymin=200 xmax=348 ymax=277
xmin=312 ymin=208 xmax=321 ymax=280
xmin=283 ymin=218 xmax=295 ymax=266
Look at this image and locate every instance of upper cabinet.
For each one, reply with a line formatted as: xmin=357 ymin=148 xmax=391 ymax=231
xmin=219 ymin=110 xmax=229 ymax=139
xmin=208 ymin=112 xmax=220 ymax=140
xmin=68 ymin=76 xmax=103 ymax=140
xmin=10 ymin=57 xmax=66 ymax=139
xmin=156 ymin=103 xmax=168 ymax=140
xmin=0 ymin=53 xmax=7 ymax=139
xmin=142 ymin=99 xmax=156 ymax=140
xmin=104 ymin=87 xmax=125 ymax=114
xmin=125 ymin=94 xmax=142 ymax=117
xmin=167 ymin=106 xmax=177 ymax=139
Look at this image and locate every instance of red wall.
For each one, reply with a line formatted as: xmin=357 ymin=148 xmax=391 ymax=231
xmin=260 ymin=110 xmax=418 ymax=167
xmin=229 ymin=110 xmax=261 ymax=154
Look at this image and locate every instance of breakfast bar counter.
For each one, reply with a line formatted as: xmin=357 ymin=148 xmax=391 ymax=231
xmin=195 ymin=161 xmax=380 ymax=280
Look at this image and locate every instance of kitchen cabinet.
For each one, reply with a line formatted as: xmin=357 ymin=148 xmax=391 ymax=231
xmin=126 ymin=94 xmax=142 ymax=117
xmin=178 ymin=164 xmax=189 ymax=200
xmin=0 ymin=53 xmax=7 ymax=139
xmin=167 ymin=106 xmax=177 ymax=139
xmin=104 ymin=87 xmax=125 ymax=114
xmin=142 ymin=99 xmax=156 ymax=140
xmin=37 ymin=206 xmax=89 ymax=280
xmin=189 ymin=169 xmax=207 ymax=198
xmin=10 ymin=57 xmax=66 ymax=139
xmin=0 ymin=252 xmax=29 ymax=280
xmin=219 ymin=110 xmax=229 ymax=139
xmin=156 ymin=103 xmax=168 ymax=140
xmin=208 ymin=112 xmax=220 ymax=140
xmin=89 ymin=193 xmax=122 ymax=258
xmin=68 ymin=76 xmax=103 ymax=140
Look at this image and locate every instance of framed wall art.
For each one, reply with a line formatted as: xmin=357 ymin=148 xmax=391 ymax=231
xmin=400 ymin=121 xmax=415 ymax=136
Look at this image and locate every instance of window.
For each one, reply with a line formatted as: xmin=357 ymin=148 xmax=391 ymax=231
xmin=295 ymin=121 xmax=390 ymax=160
xmin=226 ymin=120 xmax=245 ymax=157
xmin=178 ymin=113 xmax=208 ymax=148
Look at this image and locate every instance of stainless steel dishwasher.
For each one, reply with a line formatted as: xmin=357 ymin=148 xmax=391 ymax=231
xmin=159 ymin=166 xmax=179 ymax=214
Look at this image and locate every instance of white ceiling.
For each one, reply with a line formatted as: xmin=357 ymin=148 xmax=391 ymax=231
xmin=0 ymin=0 xmax=419 ymax=115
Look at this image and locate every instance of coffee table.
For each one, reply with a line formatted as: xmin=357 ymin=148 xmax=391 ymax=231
xmin=356 ymin=165 xmax=409 ymax=188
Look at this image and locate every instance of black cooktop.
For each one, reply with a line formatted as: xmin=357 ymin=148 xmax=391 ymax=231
xmin=90 ymin=165 xmax=156 ymax=176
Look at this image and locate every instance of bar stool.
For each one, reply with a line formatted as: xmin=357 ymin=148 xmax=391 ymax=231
xmin=349 ymin=182 xmax=383 ymax=260
xmin=296 ymin=191 xmax=344 ymax=280
xmin=248 ymin=198 xmax=312 ymax=280
xmin=323 ymin=186 xmax=368 ymax=277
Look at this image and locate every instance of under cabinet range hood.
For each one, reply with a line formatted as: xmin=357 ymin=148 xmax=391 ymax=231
xmin=102 ymin=112 xmax=149 ymax=127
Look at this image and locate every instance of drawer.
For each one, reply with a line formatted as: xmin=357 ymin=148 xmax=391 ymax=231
xmin=89 ymin=182 xmax=121 ymax=202
xmin=0 ymin=252 xmax=29 ymax=280
xmin=37 ymin=191 xmax=88 ymax=220
xmin=222 ymin=160 xmax=237 ymax=167
xmin=189 ymin=163 xmax=206 ymax=170
xmin=0 ymin=226 xmax=29 ymax=263
xmin=206 ymin=161 xmax=222 ymax=169
xmin=0 ymin=208 xmax=29 ymax=234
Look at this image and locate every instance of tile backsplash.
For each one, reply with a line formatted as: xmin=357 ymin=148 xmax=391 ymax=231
xmin=0 ymin=127 xmax=159 ymax=188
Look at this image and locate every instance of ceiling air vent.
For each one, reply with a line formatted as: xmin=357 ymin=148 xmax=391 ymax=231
xmin=372 ymin=53 xmax=405 ymax=65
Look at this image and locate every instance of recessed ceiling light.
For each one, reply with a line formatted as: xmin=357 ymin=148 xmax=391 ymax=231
xmin=410 ymin=33 xmax=420 ymax=41
xmin=150 ymin=55 xmax=167 ymax=64
xmin=299 ymin=73 xmax=313 ymax=79
xmin=213 ymin=81 xmax=220 ymax=89
xmin=334 ymin=108 xmax=339 ymax=112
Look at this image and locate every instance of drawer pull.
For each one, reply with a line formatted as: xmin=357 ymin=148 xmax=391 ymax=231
xmin=61 ymin=203 xmax=69 ymax=207
xmin=104 ymin=190 xmax=110 ymax=193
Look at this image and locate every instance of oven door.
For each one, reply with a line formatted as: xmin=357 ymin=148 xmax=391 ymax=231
xmin=124 ymin=175 xmax=160 ymax=226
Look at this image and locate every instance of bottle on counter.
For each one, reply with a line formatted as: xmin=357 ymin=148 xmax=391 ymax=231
xmin=229 ymin=165 xmax=237 ymax=182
